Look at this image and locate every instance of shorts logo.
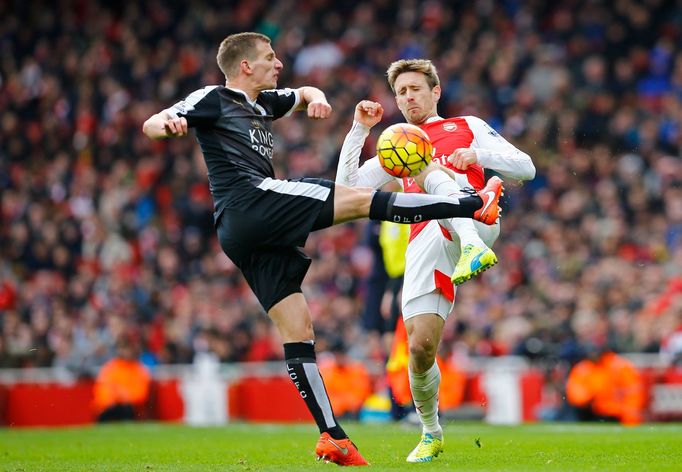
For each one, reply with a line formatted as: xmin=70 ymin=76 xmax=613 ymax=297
xmin=443 ymin=122 xmax=457 ymax=132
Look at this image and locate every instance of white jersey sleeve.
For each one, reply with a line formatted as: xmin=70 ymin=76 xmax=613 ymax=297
xmin=337 ymin=121 xmax=396 ymax=189
xmin=464 ymin=116 xmax=536 ymax=181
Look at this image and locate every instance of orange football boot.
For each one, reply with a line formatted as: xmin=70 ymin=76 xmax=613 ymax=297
xmin=315 ymin=432 xmax=369 ymax=466
xmin=473 ymin=176 xmax=504 ymax=225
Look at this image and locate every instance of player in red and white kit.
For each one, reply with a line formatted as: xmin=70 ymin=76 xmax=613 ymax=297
xmin=337 ymin=59 xmax=535 ymax=462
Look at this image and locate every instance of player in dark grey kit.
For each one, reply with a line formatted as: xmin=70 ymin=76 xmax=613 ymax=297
xmin=143 ymin=32 xmax=502 ymax=466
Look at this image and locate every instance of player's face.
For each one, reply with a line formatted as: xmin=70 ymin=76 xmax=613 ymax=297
xmin=248 ymin=41 xmax=283 ymax=91
xmin=394 ymin=72 xmax=441 ymax=125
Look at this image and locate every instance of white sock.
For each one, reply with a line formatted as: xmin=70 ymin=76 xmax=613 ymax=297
xmin=409 ymin=362 xmax=442 ymax=437
xmin=423 ymin=170 xmax=485 ymax=248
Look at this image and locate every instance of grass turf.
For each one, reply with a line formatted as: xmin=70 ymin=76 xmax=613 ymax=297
xmin=1 ymin=422 xmax=681 ymax=471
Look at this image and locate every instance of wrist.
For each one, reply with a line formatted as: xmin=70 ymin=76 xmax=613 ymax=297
xmin=472 ymin=148 xmax=489 ymax=165
xmin=352 ymin=121 xmax=371 ymax=133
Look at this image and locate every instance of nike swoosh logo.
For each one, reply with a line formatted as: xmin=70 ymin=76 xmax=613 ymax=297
xmin=327 ymin=438 xmax=349 ymax=455
xmin=479 ymin=191 xmax=496 ymax=215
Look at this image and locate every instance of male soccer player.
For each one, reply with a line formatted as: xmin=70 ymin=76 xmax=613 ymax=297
xmin=143 ymin=34 xmax=503 ymax=466
xmin=337 ymin=59 xmax=535 ymax=462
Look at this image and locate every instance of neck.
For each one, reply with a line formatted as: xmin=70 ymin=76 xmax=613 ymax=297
xmin=225 ymin=79 xmax=258 ymax=101
xmin=411 ymin=111 xmax=438 ymax=125
xmin=425 ymin=111 xmax=439 ymax=122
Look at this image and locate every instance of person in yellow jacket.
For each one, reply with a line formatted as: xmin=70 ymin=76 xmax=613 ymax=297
xmin=93 ymin=338 xmax=151 ymax=422
xmin=379 ymin=220 xmax=410 ymax=338
xmin=566 ymin=347 xmax=644 ymax=425
xmin=379 ymin=221 xmax=410 ymax=279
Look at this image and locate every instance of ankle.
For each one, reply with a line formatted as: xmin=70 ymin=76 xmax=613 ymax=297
xmin=424 ymin=426 xmax=443 ymax=439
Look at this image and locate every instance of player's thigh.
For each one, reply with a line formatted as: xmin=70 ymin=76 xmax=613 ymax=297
xmin=404 ymin=309 xmax=445 ymax=347
xmin=402 ymin=223 xmax=458 ymax=307
xmin=216 ymin=231 xmax=312 ymax=314
xmin=332 ymin=184 xmax=374 ymax=223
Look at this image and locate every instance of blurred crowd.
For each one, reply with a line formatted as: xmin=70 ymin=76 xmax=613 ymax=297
xmin=1 ymin=0 xmax=682 ymax=379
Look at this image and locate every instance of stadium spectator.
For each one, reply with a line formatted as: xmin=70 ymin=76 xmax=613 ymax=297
xmin=566 ymin=346 xmax=644 ymax=426
xmin=318 ymin=339 xmax=372 ymax=419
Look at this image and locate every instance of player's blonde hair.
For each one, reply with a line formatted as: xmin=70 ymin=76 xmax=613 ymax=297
xmin=216 ymin=32 xmax=271 ymax=79
xmin=386 ymin=59 xmax=440 ymax=93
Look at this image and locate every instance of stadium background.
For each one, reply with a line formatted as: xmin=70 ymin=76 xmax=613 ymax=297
xmin=1 ymin=0 xmax=682 ymax=424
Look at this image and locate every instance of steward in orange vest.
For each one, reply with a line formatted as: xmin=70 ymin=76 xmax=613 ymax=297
xmin=318 ymin=341 xmax=372 ymax=418
xmin=566 ymin=349 xmax=644 ymax=425
xmin=93 ymin=338 xmax=151 ymax=422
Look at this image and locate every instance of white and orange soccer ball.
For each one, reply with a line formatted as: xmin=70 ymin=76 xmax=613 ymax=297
xmin=376 ymin=123 xmax=433 ymax=178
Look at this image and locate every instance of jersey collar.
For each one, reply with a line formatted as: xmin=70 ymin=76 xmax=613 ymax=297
xmin=424 ymin=115 xmax=443 ymax=124
xmin=225 ymin=86 xmax=257 ymax=106
xmin=225 ymin=85 xmax=267 ymax=116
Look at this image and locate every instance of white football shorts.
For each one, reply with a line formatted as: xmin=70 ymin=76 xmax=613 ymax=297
xmin=401 ymin=219 xmax=500 ymax=321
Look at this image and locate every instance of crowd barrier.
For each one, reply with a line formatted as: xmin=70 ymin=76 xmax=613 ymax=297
xmin=1 ymin=355 xmax=680 ymax=427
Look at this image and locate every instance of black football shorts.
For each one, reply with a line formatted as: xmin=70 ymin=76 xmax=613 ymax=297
xmin=216 ymin=177 xmax=335 ymax=312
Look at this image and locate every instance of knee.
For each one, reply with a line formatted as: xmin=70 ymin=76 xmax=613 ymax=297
xmin=268 ymin=295 xmax=316 ymax=342
xmin=285 ymin=320 xmax=314 ymax=342
xmin=412 ymin=162 xmax=440 ymax=189
xmin=409 ymin=337 xmax=438 ymax=366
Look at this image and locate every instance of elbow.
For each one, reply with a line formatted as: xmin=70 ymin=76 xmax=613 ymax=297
xmin=299 ymin=85 xmax=325 ymax=105
xmin=142 ymin=116 xmax=164 ymax=140
xmin=519 ymin=156 xmax=536 ymax=181
xmin=141 ymin=118 xmax=153 ymax=138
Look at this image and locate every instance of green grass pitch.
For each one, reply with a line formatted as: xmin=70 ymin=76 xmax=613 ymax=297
xmin=2 ymin=422 xmax=681 ymax=471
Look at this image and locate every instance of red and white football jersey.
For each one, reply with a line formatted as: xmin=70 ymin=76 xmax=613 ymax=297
xmin=403 ymin=117 xmax=485 ymax=244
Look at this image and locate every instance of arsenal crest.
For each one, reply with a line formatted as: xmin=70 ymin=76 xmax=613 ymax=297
xmin=442 ymin=122 xmax=457 ymax=132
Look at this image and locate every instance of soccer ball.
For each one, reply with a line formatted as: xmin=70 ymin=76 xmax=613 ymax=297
xmin=376 ymin=123 xmax=433 ymax=178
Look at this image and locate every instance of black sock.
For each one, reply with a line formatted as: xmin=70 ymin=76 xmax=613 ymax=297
xmin=369 ymin=191 xmax=482 ymax=223
xmin=284 ymin=342 xmax=347 ymax=440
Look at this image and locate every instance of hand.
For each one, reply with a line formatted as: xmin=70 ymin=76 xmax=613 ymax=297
xmin=164 ymin=117 xmax=188 ymax=137
xmin=448 ymin=148 xmax=478 ymax=170
xmin=307 ymin=101 xmax=332 ymax=119
xmin=354 ymin=100 xmax=383 ymax=128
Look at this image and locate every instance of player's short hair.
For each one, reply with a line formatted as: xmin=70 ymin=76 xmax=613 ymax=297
xmin=217 ymin=32 xmax=271 ymax=79
xmin=386 ymin=59 xmax=440 ymax=93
